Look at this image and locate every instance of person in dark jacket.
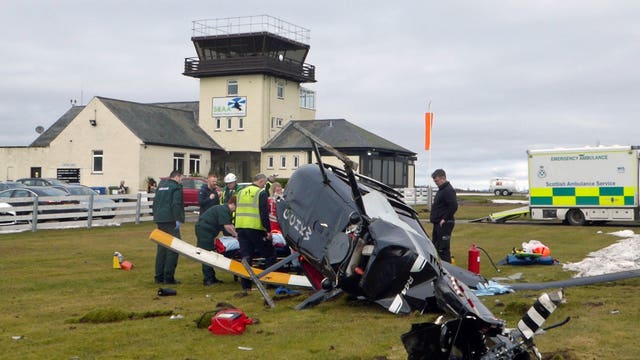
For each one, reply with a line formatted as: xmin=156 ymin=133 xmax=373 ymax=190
xmin=198 ymin=171 xmax=220 ymax=217
xmin=429 ymin=169 xmax=458 ymax=262
xmin=152 ymin=170 xmax=185 ymax=284
xmin=195 ymin=196 xmax=237 ymax=286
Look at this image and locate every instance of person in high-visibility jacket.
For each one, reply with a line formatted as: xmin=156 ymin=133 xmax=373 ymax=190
xmin=235 ymin=173 xmax=274 ymax=295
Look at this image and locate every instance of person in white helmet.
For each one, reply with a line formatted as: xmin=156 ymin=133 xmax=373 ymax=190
xmin=219 ymin=173 xmax=244 ymax=237
xmin=220 ymin=173 xmax=242 ymax=205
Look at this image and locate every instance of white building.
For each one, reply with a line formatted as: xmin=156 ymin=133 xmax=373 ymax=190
xmin=0 ymin=16 xmax=416 ymax=190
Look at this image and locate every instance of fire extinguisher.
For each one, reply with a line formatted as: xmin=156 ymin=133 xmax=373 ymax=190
xmin=468 ymin=244 xmax=480 ymax=274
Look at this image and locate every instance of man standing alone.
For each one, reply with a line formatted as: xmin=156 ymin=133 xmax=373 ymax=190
xmin=429 ymin=169 xmax=458 ymax=262
xmin=153 ymin=170 xmax=185 ymax=284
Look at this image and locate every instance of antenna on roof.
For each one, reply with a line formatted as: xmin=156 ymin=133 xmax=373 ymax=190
xmin=35 ymin=126 xmax=44 ymax=134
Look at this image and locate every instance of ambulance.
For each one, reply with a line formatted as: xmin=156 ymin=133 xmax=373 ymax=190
xmin=527 ymin=145 xmax=640 ymax=225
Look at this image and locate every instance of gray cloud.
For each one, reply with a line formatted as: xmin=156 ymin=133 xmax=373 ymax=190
xmin=2 ymin=1 xmax=640 ymax=189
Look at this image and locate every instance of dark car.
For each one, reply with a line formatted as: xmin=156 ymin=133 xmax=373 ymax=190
xmin=16 ymin=178 xmax=68 ymax=187
xmin=0 ymin=186 xmax=79 ymax=219
xmin=0 ymin=181 xmax=26 ymax=191
xmin=160 ymin=176 xmax=207 ymax=207
xmin=53 ymin=184 xmax=117 ymax=219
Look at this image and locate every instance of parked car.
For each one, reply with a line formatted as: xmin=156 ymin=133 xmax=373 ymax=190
xmin=0 ymin=187 xmax=79 ymax=220
xmin=53 ymin=184 xmax=117 ymax=219
xmin=16 ymin=178 xmax=69 ymax=187
xmin=0 ymin=181 xmax=26 ymax=191
xmin=0 ymin=201 xmax=17 ymax=225
xmin=161 ymin=176 xmax=207 ymax=207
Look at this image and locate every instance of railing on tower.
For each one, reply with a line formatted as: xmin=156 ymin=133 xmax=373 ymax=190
xmin=192 ymin=15 xmax=311 ymax=44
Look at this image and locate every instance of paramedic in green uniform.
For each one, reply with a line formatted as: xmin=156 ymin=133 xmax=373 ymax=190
xmin=195 ymin=196 xmax=238 ymax=286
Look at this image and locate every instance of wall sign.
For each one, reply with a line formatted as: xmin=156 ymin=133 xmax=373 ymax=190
xmin=212 ymin=96 xmax=247 ymax=117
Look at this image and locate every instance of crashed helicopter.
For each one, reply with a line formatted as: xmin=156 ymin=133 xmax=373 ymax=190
xmin=275 ymin=123 xmax=568 ymax=359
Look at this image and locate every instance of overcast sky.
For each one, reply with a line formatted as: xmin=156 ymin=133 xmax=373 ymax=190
xmin=2 ymin=1 xmax=640 ymax=189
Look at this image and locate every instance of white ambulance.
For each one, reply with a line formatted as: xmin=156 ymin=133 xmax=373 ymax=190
xmin=527 ymin=145 xmax=640 ymax=225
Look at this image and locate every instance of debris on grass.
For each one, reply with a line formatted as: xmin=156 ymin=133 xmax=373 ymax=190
xmin=68 ymin=309 xmax=173 ymax=324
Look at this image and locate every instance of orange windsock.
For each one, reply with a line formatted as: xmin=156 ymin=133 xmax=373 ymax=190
xmin=424 ymin=112 xmax=433 ymax=150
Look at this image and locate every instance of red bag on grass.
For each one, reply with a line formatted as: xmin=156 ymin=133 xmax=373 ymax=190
xmin=208 ymin=309 xmax=254 ymax=335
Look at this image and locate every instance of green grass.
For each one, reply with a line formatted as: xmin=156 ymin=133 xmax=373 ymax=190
xmin=1 ymin=199 xmax=639 ymax=359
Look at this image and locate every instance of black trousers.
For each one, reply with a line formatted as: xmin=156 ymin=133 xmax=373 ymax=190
xmin=431 ymin=221 xmax=455 ymax=262
xmin=195 ymin=224 xmax=218 ymax=283
xmin=154 ymin=222 xmax=180 ymax=283
xmin=237 ymin=228 xmax=275 ymax=291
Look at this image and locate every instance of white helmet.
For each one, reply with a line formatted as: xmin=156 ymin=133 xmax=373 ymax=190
xmin=224 ymin=173 xmax=237 ymax=183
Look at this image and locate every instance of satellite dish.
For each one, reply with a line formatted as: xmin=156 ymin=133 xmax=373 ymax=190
xmin=35 ymin=126 xmax=45 ymax=134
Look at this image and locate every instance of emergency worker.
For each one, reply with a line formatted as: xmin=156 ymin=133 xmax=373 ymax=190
xmin=264 ymin=173 xmax=278 ymax=195
xmin=429 ymin=168 xmax=458 ymax=262
xmin=235 ymin=173 xmax=274 ymax=295
xmin=152 ymin=170 xmax=184 ymax=284
xmin=220 ymin=173 xmax=240 ymax=205
xmin=195 ymin=196 xmax=237 ymax=285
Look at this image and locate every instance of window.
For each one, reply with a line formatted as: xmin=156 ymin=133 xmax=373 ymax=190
xmin=92 ymin=150 xmax=103 ymax=173
xmin=227 ymin=80 xmax=238 ymax=96
xmin=173 ymin=153 xmax=185 ymax=174
xmin=279 ymin=155 xmax=287 ymax=169
xmin=215 ymin=118 xmax=221 ymax=130
xmin=267 ymin=156 xmax=274 ymax=169
xmin=361 ymin=156 xmax=409 ymax=187
xmin=238 ymin=117 xmax=244 ymax=130
xmin=226 ymin=118 xmax=232 ymax=130
xmin=270 ymin=117 xmax=284 ymax=129
xmin=293 ymin=155 xmax=299 ymax=169
xmin=300 ymin=88 xmax=316 ymax=109
xmin=189 ymin=154 xmax=201 ymax=176
xmin=277 ymin=82 xmax=284 ymax=99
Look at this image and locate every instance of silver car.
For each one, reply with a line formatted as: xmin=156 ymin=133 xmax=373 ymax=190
xmin=53 ymin=184 xmax=117 ymax=219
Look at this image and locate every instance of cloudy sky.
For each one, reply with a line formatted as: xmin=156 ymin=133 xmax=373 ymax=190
xmin=2 ymin=1 xmax=640 ymax=189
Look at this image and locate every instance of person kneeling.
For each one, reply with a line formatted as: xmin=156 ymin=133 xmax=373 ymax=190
xmin=195 ymin=196 xmax=238 ymax=286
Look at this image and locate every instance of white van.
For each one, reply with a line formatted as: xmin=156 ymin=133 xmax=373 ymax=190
xmin=489 ymin=178 xmax=517 ymax=196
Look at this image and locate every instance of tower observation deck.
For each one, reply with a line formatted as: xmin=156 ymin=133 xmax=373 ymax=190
xmin=184 ymin=15 xmax=316 ymax=83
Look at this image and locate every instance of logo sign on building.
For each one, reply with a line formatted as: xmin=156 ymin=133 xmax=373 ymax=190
xmin=212 ymin=97 xmax=247 ymax=117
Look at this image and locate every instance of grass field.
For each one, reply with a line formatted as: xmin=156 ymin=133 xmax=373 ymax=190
xmin=1 ymin=198 xmax=639 ymax=359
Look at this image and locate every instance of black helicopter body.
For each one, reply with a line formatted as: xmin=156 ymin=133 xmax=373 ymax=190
xmin=274 ymin=124 xmax=567 ymax=359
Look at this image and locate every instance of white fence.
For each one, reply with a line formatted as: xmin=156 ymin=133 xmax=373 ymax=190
xmin=0 ymin=188 xmax=436 ymax=233
xmin=0 ymin=193 xmax=154 ymax=233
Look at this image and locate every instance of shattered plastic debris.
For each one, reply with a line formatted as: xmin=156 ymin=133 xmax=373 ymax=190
xmin=169 ymin=314 xmax=184 ymax=320
xmin=12 ymin=335 xmax=23 ymax=340
xmin=472 ymin=280 xmax=514 ymax=296
xmin=238 ymin=346 xmax=253 ymax=351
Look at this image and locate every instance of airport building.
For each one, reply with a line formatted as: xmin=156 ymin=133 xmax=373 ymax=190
xmin=0 ymin=16 xmax=416 ymax=191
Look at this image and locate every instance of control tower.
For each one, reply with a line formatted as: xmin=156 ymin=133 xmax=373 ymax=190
xmin=183 ymin=15 xmax=317 ymax=180
xmin=184 ymin=15 xmax=315 ymax=83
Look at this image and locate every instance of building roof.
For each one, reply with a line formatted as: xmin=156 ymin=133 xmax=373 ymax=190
xmin=31 ymin=97 xmax=223 ymax=151
xmin=31 ymin=106 xmax=85 ymax=147
xmin=98 ymin=97 xmax=223 ymax=151
xmin=262 ymin=119 xmax=416 ymax=156
xmin=151 ymin=101 xmax=200 ymax=113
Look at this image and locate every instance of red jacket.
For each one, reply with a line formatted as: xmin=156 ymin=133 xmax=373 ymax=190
xmin=267 ymin=197 xmax=281 ymax=233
